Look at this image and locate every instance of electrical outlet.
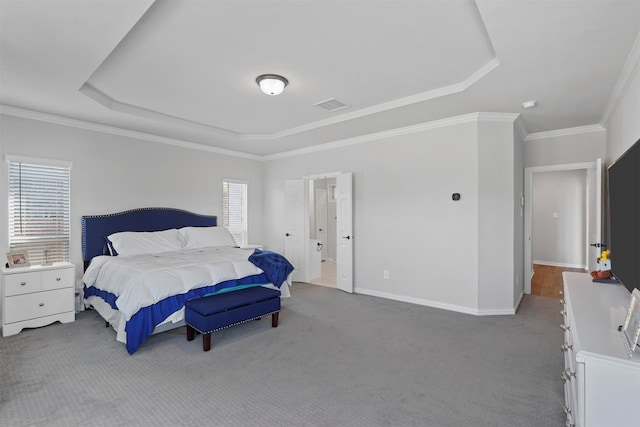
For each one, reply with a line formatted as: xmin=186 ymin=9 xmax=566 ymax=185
xmin=383 ymin=270 xmax=390 ymax=279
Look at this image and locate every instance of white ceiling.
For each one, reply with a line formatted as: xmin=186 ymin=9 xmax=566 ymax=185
xmin=1 ymin=0 xmax=639 ymax=157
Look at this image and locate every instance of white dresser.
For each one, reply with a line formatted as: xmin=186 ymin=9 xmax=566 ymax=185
xmin=561 ymin=272 xmax=640 ymax=427
xmin=1 ymin=262 xmax=75 ymax=337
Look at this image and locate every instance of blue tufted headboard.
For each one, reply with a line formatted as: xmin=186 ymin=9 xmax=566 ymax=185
xmin=81 ymin=207 xmax=217 ymax=270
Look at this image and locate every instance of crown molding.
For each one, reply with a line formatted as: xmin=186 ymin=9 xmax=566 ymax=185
xmin=3 ymin=104 xmax=520 ymax=162
xmin=79 ymin=83 xmax=248 ymax=140
xmin=514 ymin=116 xmax=528 ymax=141
xmin=263 ymin=57 xmax=500 ymax=140
xmin=78 ymin=57 xmax=500 ymax=142
xmin=600 ymin=30 xmax=640 ymax=127
xmin=264 ymin=112 xmax=518 ymax=161
xmin=523 ymin=124 xmax=605 ymax=142
xmin=0 ymin=105 xmax=262 ymax=160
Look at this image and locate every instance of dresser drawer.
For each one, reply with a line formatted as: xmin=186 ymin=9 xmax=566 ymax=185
xmin=4 ymin=288 xmax=74 ymax=324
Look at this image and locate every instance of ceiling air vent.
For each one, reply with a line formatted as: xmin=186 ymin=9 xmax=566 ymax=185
xmin=314 ymin=98 xmax=349 ymax=112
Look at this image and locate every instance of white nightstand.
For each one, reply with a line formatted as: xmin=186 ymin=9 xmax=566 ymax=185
xmin=1 ymin=262 xmax=75 ymax=337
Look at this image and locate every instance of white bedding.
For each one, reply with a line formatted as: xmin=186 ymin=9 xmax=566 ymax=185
xmin=83 ymin=247 xmax=290 ymax=322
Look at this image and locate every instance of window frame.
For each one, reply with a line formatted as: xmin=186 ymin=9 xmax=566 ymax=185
xmin=222 ymin=178 xmax=248 ymax=246
xmin=6 ymin=155 xmax=72 ymax=265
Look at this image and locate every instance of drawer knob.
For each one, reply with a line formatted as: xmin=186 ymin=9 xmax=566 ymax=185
xmin=561 ymin=344 xmax=573 ymax=352
xmin=564 ymin=368 xmax=575 ymax=378
xmin=560 ymin=324 xmax=570 ymax=331
xmin=560 ymin=310 xmax=567 ymax=316
xmin=56 ymin=277 xmax=61 ymax=281
xmin=39 ymin=303 xmax=44 ymax=307
xmin=21 ymin=281 xmax=27 ymax=286
xmin=559 ymin=299 xmax=565 ymax=305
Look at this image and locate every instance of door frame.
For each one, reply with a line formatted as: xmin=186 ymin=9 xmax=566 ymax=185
xmin=303 ymin=171 xmax=344 ymax=285
xmin=524 ymin=161 xmax=598 ymax=294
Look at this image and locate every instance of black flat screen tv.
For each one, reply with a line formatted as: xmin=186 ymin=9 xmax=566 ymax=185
xmin=607 ymin=137 xmax=640 ymax=294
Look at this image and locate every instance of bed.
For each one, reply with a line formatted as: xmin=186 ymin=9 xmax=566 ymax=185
xmin=81 ymin=207 xmax=293 ymax=354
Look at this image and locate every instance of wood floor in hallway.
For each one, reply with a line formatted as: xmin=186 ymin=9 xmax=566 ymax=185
xmin=531 ymin=264 xmax=586 ymax=298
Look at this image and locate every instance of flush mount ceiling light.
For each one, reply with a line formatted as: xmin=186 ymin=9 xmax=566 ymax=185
xmin=522 ymin=100 xmax=537 ymax=109
xmin=256 ymin=74 xmax=288 ymax=96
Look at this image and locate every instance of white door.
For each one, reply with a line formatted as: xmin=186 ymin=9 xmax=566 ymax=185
xmin=336 ymin=172 xmax=353 ymax=293
xmin=587 ymin=158 xmax=604 ymax=272
xmin=284 ymin=179 xmax=306 ymax=282
xmin=315 ymin=188 xmax=328 ymax=260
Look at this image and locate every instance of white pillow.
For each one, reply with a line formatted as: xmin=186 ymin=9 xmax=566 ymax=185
xmin=107 ymin=229 xmax=184 ymax=257
xmin=179 ymin=226 xmax=237 ymax=249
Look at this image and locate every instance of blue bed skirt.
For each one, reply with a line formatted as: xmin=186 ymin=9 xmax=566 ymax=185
xmin=84 ymin=273 xmax=271 ymax=354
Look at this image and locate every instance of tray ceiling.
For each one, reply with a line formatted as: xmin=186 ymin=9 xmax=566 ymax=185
xmin=1 ymin=0 xmax=638 ymax=156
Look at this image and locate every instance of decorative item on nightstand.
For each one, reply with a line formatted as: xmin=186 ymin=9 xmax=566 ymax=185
xmin=6 ymin=251 xmax=30 ymax=268
xmin=1 ymin=262 xmax=75 ymax=337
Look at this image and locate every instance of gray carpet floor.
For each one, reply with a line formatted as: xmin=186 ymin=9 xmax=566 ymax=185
xmin=0 ymin=283 xmax=565 ymax=426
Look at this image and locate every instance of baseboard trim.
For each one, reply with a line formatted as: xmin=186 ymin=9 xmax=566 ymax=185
xmin=355 ymin=288 xmax=515 ymax=316
xmin=533 ymin=260 xmax=587 ymax=270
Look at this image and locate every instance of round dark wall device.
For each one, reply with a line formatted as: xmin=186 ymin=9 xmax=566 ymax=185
xmin=452 ymin=193 xmax=461 ymax=201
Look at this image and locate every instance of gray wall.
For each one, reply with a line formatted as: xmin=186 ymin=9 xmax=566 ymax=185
xmin=263 ymin=115 xmax=520 ymax=314
xmin=513 ymin=125 xmax=525 ymax=304
xmin=606 ymin=49 xmax=640 ymax=163
xmin=524 ymin=128 xmax=606 ymax=168
xmin=0 ymin=114 xmax=265 ymax=281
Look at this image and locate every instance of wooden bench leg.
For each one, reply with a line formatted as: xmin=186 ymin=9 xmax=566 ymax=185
xmin=272 ymin=312 xmax=279 ymax=328
xmin=203 ymin=333 xmax=212 ymax=352
xmin=186 ymin=325 xmax=195 ymax=342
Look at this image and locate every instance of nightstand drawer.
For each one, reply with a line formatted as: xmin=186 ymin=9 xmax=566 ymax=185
xmin=4 ymin=288 xmax=74 ymax=324
xmin=4 ymin=271 xmax=43 ymax=296
xmin=41 ymin=268 xmax=74 ymax=291
xmin=4 ymin=266 xmax=74 ymax=296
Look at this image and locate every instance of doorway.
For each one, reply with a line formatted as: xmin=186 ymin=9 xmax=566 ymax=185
xmin=284 ymin=172 xmax=353 ymax=293
xmin=524 ymin=161 xmax=603 ymax=296
xmin=308 ymin=177 xmax=337 ymax=287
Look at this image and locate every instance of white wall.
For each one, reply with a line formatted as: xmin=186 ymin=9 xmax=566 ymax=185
xmin=477 ymin=119 xmax=519 ymax=313
xmin=0 ymin=114 xmax=264 ymax=281
xmin=606 ymin=45 xmax=640 ymax=162
xmin=513 ymin=125 xmax=525 ymax=305
xmin=264 ymin=115 xmax=519 ymax=314
xmin=531 ymin=170 xmax=586 ymax=268
xmin=524 ymin=128 xmax=606 ymax=168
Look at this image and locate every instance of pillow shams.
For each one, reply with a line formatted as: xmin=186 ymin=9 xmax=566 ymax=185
xmin=179 ymin=226 xmax=237 ymax=249
xmin=106 ymin=229 xmax=184 ymax=256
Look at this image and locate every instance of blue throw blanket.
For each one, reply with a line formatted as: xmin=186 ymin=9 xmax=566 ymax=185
xmin=248 ymin=249 xmax=294 ymax=287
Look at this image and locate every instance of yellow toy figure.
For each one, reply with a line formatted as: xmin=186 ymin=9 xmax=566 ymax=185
xmin=591 ymin=250 xmax=612 ymax=279
xmin=597 ymin=250 xmax=611 ymax=271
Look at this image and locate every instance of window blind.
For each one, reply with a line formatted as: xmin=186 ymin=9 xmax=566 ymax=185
xmin=222 ymin=180 xmax=248 ymax=246
xmin=8 ymin=159 xmax=71 ymax=265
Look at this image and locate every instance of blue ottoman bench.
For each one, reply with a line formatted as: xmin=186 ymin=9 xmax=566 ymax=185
xmin=185 ymin=286 xmax=281 ymax=351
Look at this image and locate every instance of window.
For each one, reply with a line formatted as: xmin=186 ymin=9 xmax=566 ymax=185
xmin=7 ymin=156 xmax=71 ymax=265
xmin=222 ymin=179 xmax=247 ymax=246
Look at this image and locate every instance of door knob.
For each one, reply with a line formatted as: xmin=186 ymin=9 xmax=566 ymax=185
xmin=342 ymin=235 xmax=351 ymax=240
xmin=285 ymin=233 xmax=291 ymax=237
